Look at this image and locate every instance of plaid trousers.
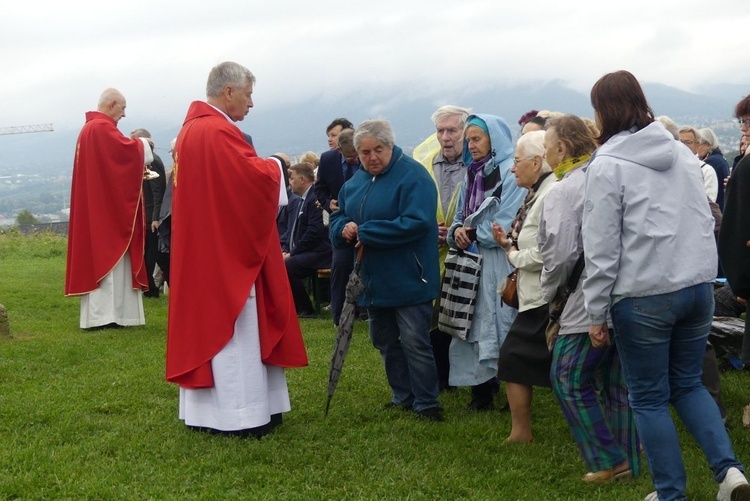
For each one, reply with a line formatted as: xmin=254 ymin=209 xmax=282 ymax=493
xmin=551 ymin=333 xmax=641 ymax=476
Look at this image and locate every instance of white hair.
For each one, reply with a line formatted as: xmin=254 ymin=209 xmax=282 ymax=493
xmin=656 ymin=115 xmax=679 ymax=140
xmin=698 ymin=127 xmax=720 ymax=151
xmin=517 ymin=130 xmax=552 ymax=174
xmin=97 ymin=88 xmax=124 ymax=109
xmin=431 ymin=105 xmax=471 ymax=128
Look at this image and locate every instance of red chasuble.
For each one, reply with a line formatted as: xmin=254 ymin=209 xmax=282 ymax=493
xmin=166 ymin=101 xmax=308 ymax=389
xmin=65 ymin=111 xmax=148 ymax=295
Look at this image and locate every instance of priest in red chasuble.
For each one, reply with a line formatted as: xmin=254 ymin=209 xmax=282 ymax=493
xmin=65 ymin=88 xmax=153 ymax=329
xmin=166 ymin=61 xmax=308 ymax=437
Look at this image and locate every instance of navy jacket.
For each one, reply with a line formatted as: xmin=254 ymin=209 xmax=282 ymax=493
xmin=704 ymin=149 xmax=730 ymax=210
xmin=283 ymin=191 xmax=331 ymax=257
xmin=314 ymin=149 xmax=355 ymax=212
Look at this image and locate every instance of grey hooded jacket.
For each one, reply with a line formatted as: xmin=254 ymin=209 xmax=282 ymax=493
xmin=582 ymin=122 xmax=717 ymax=325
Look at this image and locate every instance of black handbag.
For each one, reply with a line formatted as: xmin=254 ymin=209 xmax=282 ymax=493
xmin=546 ymin=253 xmax=586 ymax=350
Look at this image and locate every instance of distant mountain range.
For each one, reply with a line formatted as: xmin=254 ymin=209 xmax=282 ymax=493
xmin=1 ymin=80 xmax=747 ymax=177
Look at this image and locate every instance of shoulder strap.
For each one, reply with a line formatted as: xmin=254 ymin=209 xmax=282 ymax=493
xmin=565 ymin=253 xmax=586 ymax=294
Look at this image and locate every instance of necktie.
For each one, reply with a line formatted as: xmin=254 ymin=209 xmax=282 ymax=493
xmin=290 ymin=198 xmax=304 ymax=250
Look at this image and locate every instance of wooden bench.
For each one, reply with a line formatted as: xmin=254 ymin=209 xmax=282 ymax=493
xmin=309 ymin=268 xmax=331 ymax=315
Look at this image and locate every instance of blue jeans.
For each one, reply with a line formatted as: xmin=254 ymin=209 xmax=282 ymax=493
xmin=368 ymin=302 xmax=440 ymax=412
xmin=611 ymin=283 xmax=743 ymax=501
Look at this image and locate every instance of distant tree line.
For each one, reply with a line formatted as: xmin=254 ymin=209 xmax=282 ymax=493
xmin=15 ymin=210 xmax=39 ymax=225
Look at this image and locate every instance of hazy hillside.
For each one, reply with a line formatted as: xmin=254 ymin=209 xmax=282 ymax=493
xmin=0 ymin=79 xmax=745 ymax=221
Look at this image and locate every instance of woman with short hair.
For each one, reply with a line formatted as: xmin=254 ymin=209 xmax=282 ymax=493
xmin=330 ymin=119 xmax=444 ymax=422
xmin=539 ymin=114 xmax=640 ymax=483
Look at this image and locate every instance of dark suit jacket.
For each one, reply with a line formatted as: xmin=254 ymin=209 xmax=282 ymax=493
xmin=277 ymin=189 xmax=300 ymax=250
xmin=314 ymin=149 xmax=352 ymax=213
xmin=144 ymin=153 xmax=167 ymax=224
xmin=283 ymin=192 xmax=331 ymax=263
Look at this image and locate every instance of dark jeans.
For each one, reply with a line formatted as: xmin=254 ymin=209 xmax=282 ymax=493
xmin=368 ymin=302 xmax=440 ymax=412
xmin=155 ymin=250 xmax=170 ymax=285
xmin=284 ymin=250 xmax=331 ymax=314
xmin=430 ymin=329 xmax=452 ymax=390
xmin=331 ymin=245 xmax=355 ymax=325
xmin=702 ymin=342 xmax=726 ymax=420
xmin=144 ymin=225 xmax=159 ymax=296
xmin=742 ymin=302 xmax=750 ymax=367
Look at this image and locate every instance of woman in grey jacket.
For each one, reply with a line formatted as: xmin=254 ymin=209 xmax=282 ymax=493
xmin=583 ymin=70 xmax=749 ymax=501
xmin=539 ymin=115 xmax=639 ymax=484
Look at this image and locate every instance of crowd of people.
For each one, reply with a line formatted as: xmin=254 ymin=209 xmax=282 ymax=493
xmin=64 ymin=63 xmax=750 ymax=500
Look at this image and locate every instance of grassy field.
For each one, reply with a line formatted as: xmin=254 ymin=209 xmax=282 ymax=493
xmin=1 ymin=230 xmax=749 ymax=500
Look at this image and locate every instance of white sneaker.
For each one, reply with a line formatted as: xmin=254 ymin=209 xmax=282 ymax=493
xmin=644 ymin=491 xmax=659 ymax=501
xmin=717 ymin=467 xmax=750 ymax=501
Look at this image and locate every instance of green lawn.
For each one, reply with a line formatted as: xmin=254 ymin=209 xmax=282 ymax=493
xmin=1 ymin=230 xmax=749 ymax=500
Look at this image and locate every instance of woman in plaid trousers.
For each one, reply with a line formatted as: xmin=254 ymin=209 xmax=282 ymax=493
xmin=538 ymin=114 xmax=640 ymax=484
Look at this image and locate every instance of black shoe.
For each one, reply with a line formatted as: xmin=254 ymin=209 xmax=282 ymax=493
xmin=297 ymin=311 xmax=317 ymax=319
xmin=383 ymin=401 xmax=413 ymax=411
xmin=187 ymin=413 xmax=282 ymax=439
xmin=143 ymin=291 xmax=160 ymax=298
xmin=416 ymin=406 xmax=444 ymax=422
xmin=439 ymin=383 xmax=456 ymax=393
xmin=85 ymin=322 xmax=124 ymax=331
xmin=466 ymin=398 xmax=495 ymax=412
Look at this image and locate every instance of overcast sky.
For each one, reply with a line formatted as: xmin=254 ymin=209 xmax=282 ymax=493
xmin=2 ymin=0 xmax=749 ymax=133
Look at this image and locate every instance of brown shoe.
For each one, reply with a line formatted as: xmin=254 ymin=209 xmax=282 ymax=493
xmin=582 ymin=465 xmax=632 ymax=484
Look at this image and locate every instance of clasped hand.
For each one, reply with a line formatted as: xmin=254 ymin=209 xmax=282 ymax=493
xmin=342 ymin=222 xmax=359 ymax=246
xmin=453 ymin=227 xmax=473 ymax=249
xmin=588 ymin=323 xmax=610 ymax=348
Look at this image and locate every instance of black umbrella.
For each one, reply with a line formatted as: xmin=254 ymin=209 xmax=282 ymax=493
xmin=325 ymin=247 xmax=365 ymax=416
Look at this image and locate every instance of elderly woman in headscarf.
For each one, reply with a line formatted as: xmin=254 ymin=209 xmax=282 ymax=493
xmin=538 ymin=114 xmax=640 ymax=482
xmin=447 ymin=114 xmax=526 ymax=411
xmin=491 ymin=130 xmax=556 ymax=443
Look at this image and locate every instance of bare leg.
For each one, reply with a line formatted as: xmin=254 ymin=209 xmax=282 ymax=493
xmin=506 ymin=382 xmax=533 ymax=443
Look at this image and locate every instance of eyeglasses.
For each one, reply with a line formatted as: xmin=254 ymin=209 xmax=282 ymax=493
xmin=680 ymin=139 xmax=695 ymax=146
xmin=739 ymin=118 xmax=750 ymax=127
xmin=513 ymin=156 xmax=534 ymax=165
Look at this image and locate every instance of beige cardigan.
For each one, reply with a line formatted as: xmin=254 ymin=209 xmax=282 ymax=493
xmin=507 ymin=174 xmax=557 ymax=312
